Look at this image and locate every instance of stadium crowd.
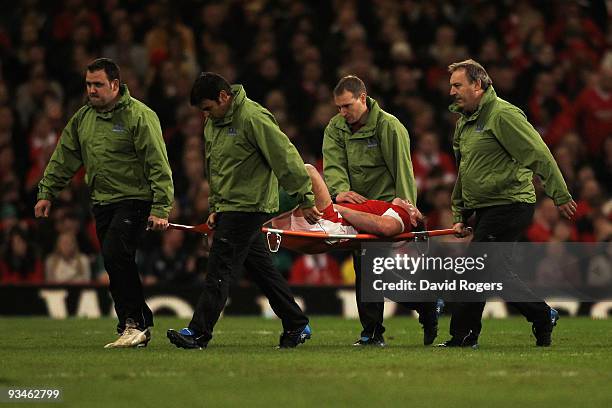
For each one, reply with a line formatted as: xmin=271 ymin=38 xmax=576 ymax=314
xmin=0 ymin=0 xmax=610 ymax=286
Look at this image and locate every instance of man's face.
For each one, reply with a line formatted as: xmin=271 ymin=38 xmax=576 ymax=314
xmin=449 ymin=69 xmax=482 ymax=113
xmin=86 ymin=69 xmax=119 ymax=109
xmin=334 ymin=90 xmax=367 ymax=125
xmin=198 ymin=90 xmax=232 ymax=120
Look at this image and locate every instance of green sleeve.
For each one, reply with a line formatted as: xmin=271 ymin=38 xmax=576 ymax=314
xmin=379 ymin=120 xmax=417 ymax=204
xmin=249 ymin=113 xmax=315 ymax=208
xmin=450 ymin=129 xmax=466 ymax=223
xmin=202 ymin=121 xmax=217 ymax=213
xmin=37 ymin=114 xmax=83 ymax=201
xmin=451 ymin=173 xmax=467 ymax=223
xmin=205 ymin=159 xmax=217 ymax=213
xmin=494 ymin=110 xmax=572 ymax=205
xmin=134 ymin=109 xmax=174 ymax=218
xmin=322 ymin=124 xmax=351 ymax=195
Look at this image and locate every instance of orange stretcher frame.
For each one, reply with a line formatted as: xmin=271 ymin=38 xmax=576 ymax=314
xmin=165 ymin=220 xmax=457 ymax=255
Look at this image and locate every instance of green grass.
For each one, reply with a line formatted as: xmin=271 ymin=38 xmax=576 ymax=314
xmin=1 ymin=316 xmax=611 ymax=407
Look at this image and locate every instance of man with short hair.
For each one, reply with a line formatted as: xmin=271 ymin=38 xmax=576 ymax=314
xmin=167 ymin=72 xmax=320 ymax=349
xmin=35 ymin=58 xmax=174 ymax=348
xmin=441 ymin=59 xmax=576 ymax=348
xmin=323 ymin=75 xmax=438 ymax=347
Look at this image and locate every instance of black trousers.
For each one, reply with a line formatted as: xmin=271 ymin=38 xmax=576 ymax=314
xmin=449 ymin=203 xmax=551 ymax=339
xmin=189 ymin=212 xmax=308 ymax=343
xmin=93 ymin=200 xmax=153 ymax=333
xmin=354 ymin=252 xmax=437 ymax=338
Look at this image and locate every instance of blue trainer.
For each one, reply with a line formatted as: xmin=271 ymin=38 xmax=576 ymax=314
xmin=550 ymin=308 xmax=560 ymax=326
xmin=278 ymin=324 xmax=312 ymax=348
xmin=167 ymin=327 xmax=207 ymax=349
xmin=533 ymin=308 xmax=560 ymax=347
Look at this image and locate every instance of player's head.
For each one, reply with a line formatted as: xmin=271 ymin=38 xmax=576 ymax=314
xmin=448 ymin=59 xmax=492 ymax=114
xmin=190 ymin=72 xmax=233 ymax=119
xmin=392 ymin=198 xmax=421 ymax=227
xmin=391 ymin=198 xmax=412 ymax=213
xmin=86 ymin=58 xmax=121 ymax=110
xmin=333 ymin=75 xmax=368 ymax=125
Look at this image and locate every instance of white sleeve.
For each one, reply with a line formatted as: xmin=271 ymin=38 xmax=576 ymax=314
xmin=382 ymin=208 xmax=404 ymax=232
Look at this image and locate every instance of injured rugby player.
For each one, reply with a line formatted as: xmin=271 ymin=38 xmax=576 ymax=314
xmin=291 ymin=164 xmax=423 ymax=237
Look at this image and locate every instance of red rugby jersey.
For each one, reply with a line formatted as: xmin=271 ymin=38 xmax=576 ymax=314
xmin=322 ymin=200 xmax=412 ymax=232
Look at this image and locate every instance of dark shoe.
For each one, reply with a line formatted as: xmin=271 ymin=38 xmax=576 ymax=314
xmin=278 ymin=324 xmax=312 ymax=348
xmin=167 ymin=328 xmax=207 ymax=350
xmin=353 ymin=335 xmax=386 ymax=347
xmin=437 ymin=332 xmax=479 ymax=349
xmin=533 ymin=308 xmax=559 ymax=347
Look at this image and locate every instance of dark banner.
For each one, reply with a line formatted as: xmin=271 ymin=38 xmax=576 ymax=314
xmin=0 ymin=284 xmax=610 ymax=318
xmin=361 ymin=242 xmax=612 ymax=302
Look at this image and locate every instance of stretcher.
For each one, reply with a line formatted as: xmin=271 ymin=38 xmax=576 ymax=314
xmin=161 ymin=213 xmax=458 ymax=255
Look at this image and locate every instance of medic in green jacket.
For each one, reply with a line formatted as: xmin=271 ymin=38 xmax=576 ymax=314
xmin=323 ymin=95 xmax=417 ymax=205
xmin=37 ymin=84 xmax=174 ymax=218
xmin=450 ymin=86 xmax=573 ymax=223
xmin=203 ymin=84 xmax=315 ymax=214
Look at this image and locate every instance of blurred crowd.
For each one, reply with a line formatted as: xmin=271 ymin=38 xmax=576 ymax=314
xmin=0 ymin=0 xmax=610 ymax=287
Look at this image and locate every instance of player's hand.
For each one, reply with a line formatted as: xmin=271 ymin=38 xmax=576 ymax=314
xmin=301 ymin=206 xmax=323 ymax=224
xmin=34 ymin=199 xmax=52 ymax=218
xmin=336 ymin=191 xmax=367 ymax=204
xmin=453 ymin=222 xmax=471 ymax=238
xmin=147 ymin=215 xmax=169 ymax=231
xmin=557 ymin=199 xmax=577 ymax=220
xmin=207 ymin=212 xmax=218 ymax=229
xmin=406 ymin=203 xmax=423 ymax=227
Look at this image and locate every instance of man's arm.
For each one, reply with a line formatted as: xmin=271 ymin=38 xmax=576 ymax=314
xmin=450 ymin=129 xmax=472 ymax=224
xmin=248 ymin=112 xmax=316 ymax=210
xmin=37 ymin=114 xmax=84 ymax=201
xmin=322 ymin=124 xmax=351 ymax=196
xmin=379 ymin=120 xmax=417 ymax=204
xmin=334 ymin=206 xmax=402 ymax=237
xmin=451 ymin=173 xmax=470 ymax=223
xmin=494 ymin=109 xmax=573 ymax=207
xmin=133 ymin=109 xmax=174 ymax=221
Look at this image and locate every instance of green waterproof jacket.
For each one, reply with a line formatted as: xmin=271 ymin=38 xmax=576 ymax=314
xmin=38 ymin=85 xmax=174 ymax=218
xmin=322 ymin=97 xmax=417 ymax=204
xmin=204 ymin=85 xmax=314 ymax=213
xmin=450 ymin=86 xmax=572 ymax=223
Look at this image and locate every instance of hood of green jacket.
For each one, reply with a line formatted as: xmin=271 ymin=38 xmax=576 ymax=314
xmin=448 ymin=86 xmax=497 ymax=121
xmin=212 ymin=85 xmax=246 ymax=126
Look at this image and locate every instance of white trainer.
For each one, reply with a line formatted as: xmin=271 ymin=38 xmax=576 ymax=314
xmin=104 ymin=322 xmax=151 ymax=349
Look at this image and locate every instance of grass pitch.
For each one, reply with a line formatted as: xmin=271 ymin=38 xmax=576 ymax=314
xmin=1 ymin=316 xmax=611 ymax=407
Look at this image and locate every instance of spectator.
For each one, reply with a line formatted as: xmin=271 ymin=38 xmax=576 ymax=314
xmin=0 ymin=226 xmax=43 ymax=283
xmin=535 ymin=240 xmax=581 ymax=288
xmin=289 ymin=254 xmax=342 ymax=285
xmin=527 ymin=198 xmax=577 ymax=242
xmin=412 ymin=131 xmax=456 ymax=195
xmin=142 ymin=229 xmax=196 ymax=285
xmin=45 ymin=231 xmax=91 ymax=283
xmin=102 ymin=22 xmax=149 ymax=80
xmin=587 ymin=242 xmax=612 ymax=287
xmin=555 ymin=59 xmax=612 ymax=155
